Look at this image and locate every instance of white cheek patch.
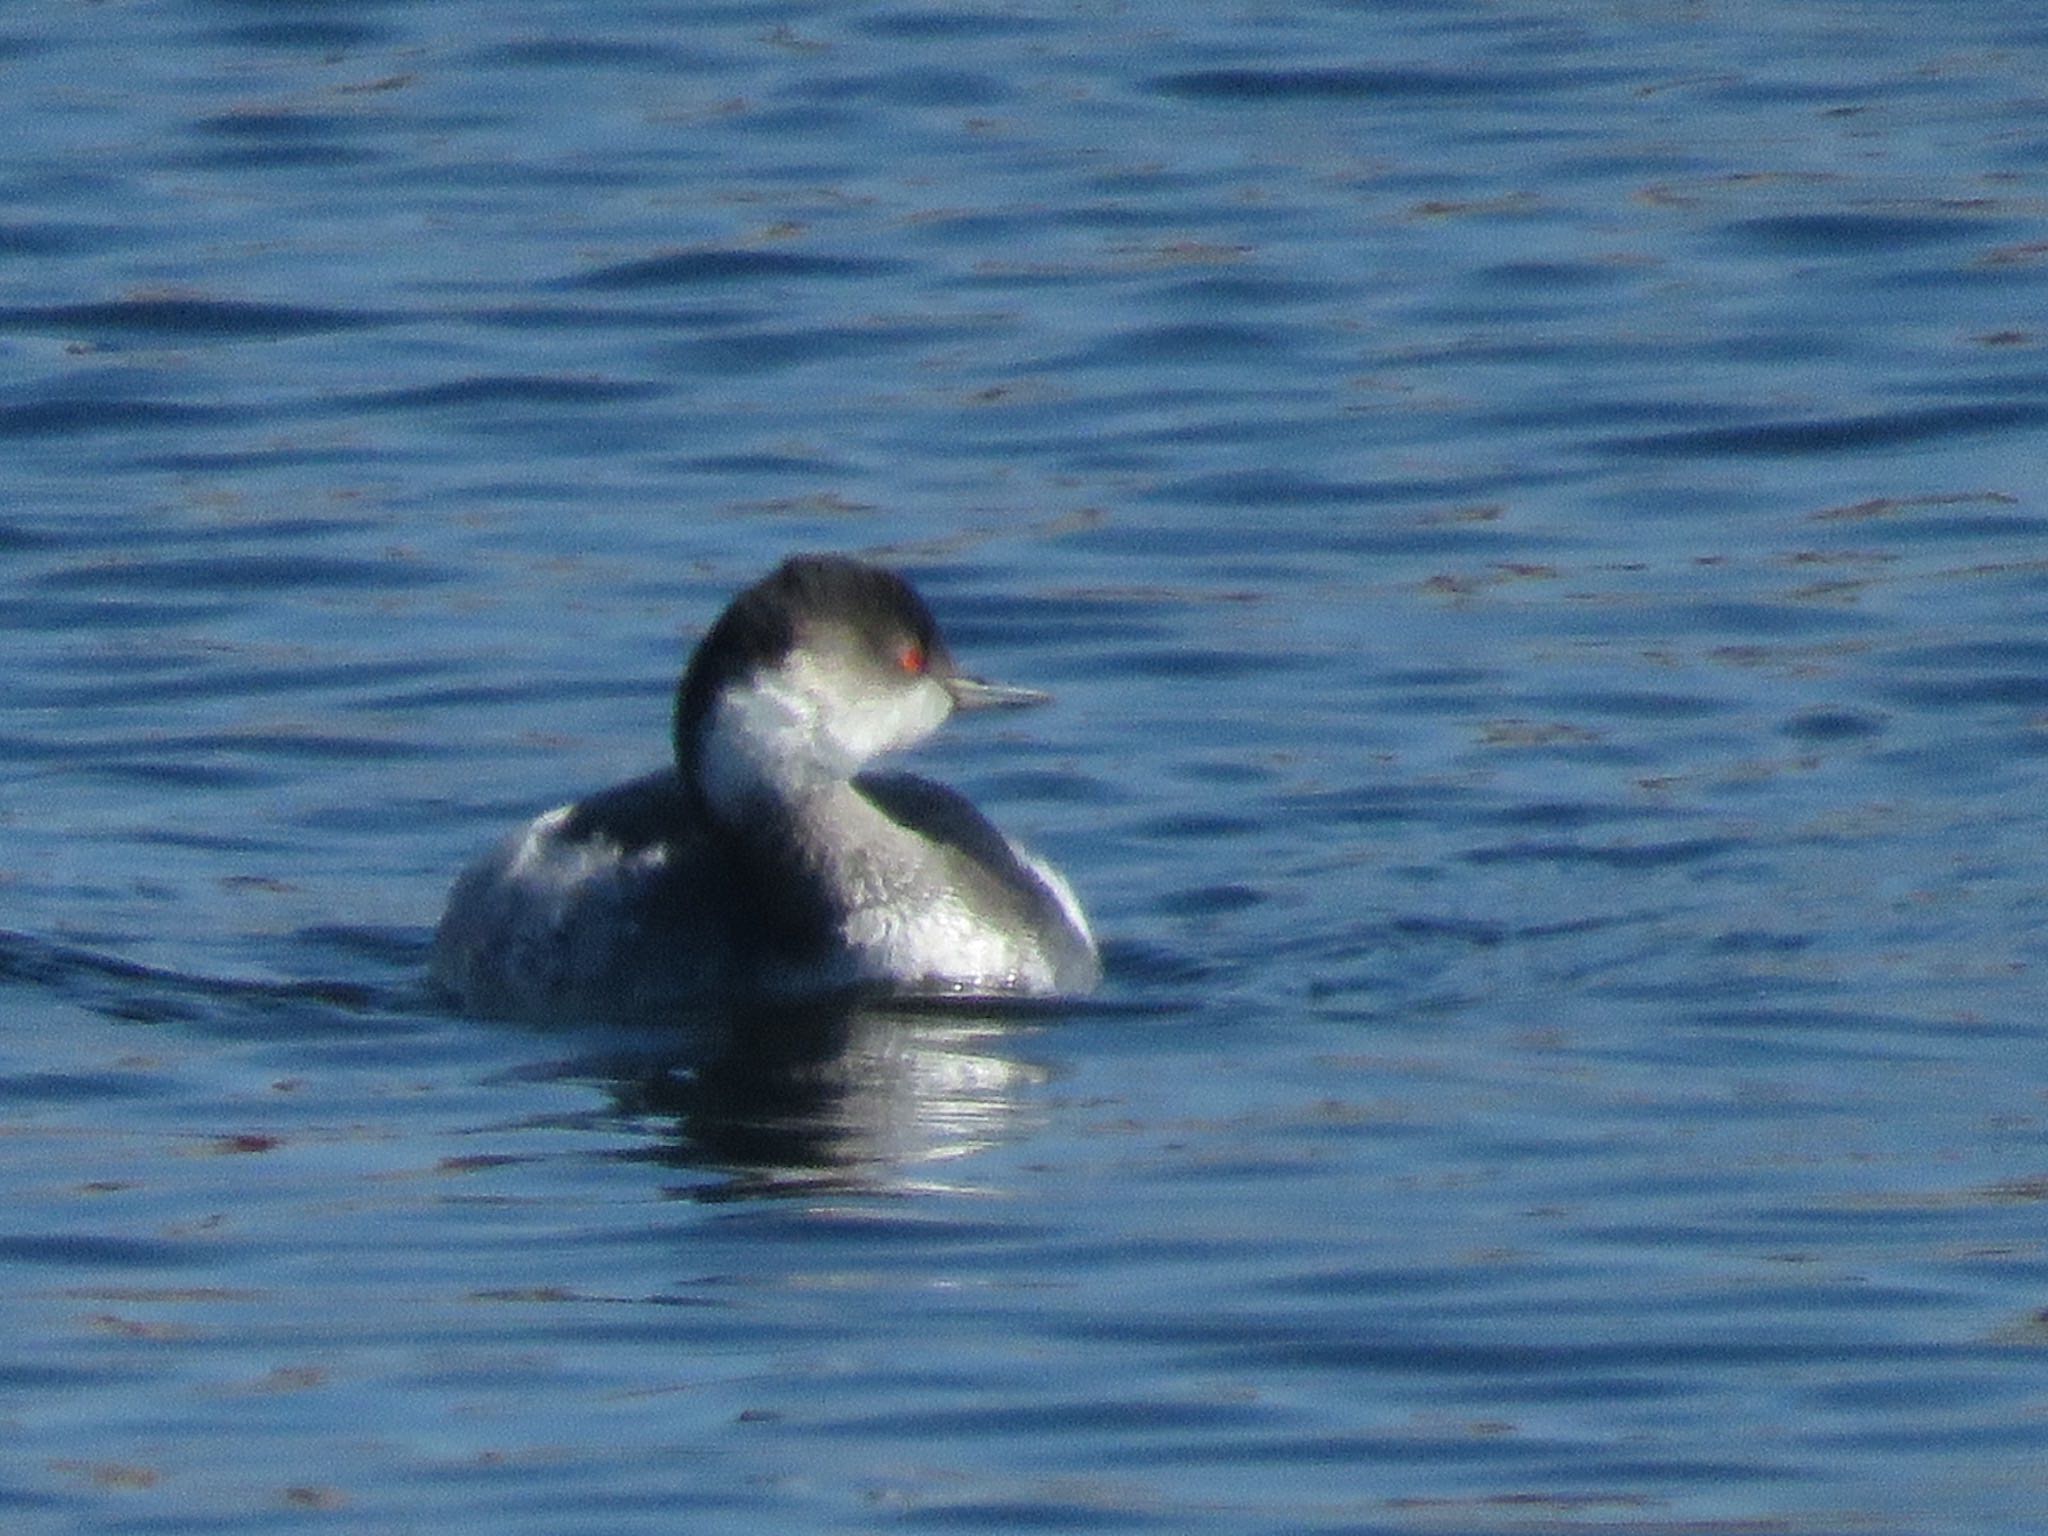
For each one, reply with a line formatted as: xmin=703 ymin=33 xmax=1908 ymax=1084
xmin=810 ymin=655 xmax=951 ymax=765
xmin=695 ymin=650 xmax=952 ymax=819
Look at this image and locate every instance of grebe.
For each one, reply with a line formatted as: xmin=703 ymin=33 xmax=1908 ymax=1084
xmin=432 ymin=554 xmax=1099 ymax=1020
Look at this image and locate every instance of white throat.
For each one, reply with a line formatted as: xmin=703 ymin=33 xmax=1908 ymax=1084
xmin=692 ymin=655 xmax=951 ymax=824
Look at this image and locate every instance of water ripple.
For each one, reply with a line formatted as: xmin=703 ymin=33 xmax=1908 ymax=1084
xmin=566 ymin=247 xmax=908 ymax=291
xmin=0 ymin=297 xmax=381 ymax=338
xmin=1607 ymin=401 xmax=2048 ymax=456
xmin=1151 ymin=65 xmax=1594 ymax=101
xmin=0 ymin=398 xmax=231 ymax=438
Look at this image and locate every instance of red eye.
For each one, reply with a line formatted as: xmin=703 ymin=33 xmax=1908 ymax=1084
xmin=897 ymin=643 xmax=926 ymax=676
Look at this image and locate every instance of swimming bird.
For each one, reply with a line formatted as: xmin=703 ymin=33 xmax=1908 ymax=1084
xmin=432 ymin=554 xmax=1099 ymax=1020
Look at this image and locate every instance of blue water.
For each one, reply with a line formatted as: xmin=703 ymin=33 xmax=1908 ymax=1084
xmin=6 ymin=1 xmax=2048 ymax=1530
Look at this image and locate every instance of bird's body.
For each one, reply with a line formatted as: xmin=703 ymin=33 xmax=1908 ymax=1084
xmin=432 ymin=555 xmax=1098 ymax=1021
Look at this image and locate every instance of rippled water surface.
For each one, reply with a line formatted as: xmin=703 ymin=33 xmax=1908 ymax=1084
xmin=7 ymin=2 xmax=2048 ymax=1531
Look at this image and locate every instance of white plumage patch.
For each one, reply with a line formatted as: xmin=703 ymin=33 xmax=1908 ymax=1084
xmin=432 ymin=804 xmax=676 ymax=1019
xmin=696 ymin=647 xmax=952 ymax=818
xmin=841 ymin=891 xmax=1046 ymax=994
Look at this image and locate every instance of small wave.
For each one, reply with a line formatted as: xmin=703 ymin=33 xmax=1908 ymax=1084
xmin=344 ymin=375 xmax=667 ymax=411
xmin=565 ymin=247 xmax=906 ymax=292
xmin=1151 ymin=64 xmax=1588 ymax=102
xmin=0 ymin=297 xmax=380 ymax=340
xmin=1607 ymin=401 xmax=2048 ymax=457
xmin=0 ymin=928 xmax=418 ymax=1027
xmin=0 ymin=398 xmax=229 ymax=440
xmin=1728 ymin=212 xmax=1997 ymax=255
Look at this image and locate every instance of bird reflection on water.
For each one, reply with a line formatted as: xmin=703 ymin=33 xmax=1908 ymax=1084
xmin=550 ymin=996 xmax=1058 ymax=1196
